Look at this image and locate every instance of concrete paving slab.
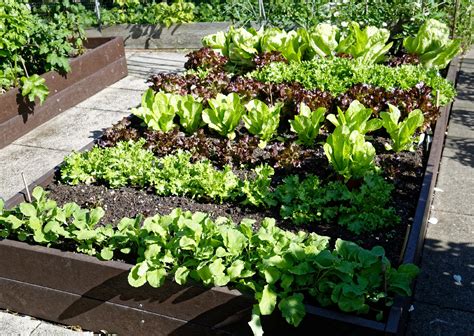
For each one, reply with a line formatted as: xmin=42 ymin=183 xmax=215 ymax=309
xmin=407 ymin=302 xmax=474 ymax=336
xmin=440 ymin=137 xmax=474 ymax=169
xmin=109 ymin=75 xmax=150 ymax=92
xmin=76 ymin=87 xmax=142 ymax=112
xmin=13 ymin=107 xmax=127 ymax=152
xmin=414 ymin=211 xmax=474 ymax=310
xmin=433 ymin=175 xmax=474 ymax=216
xmin=30 ymin=322 xmax=92 ymax=335
xmin=0 ymin=311 xmax=41 ymax=335
xmin=447 ymin=108 xmax=474 ymax=138
xmin=0 ymin=145 xmax=68 ymax=201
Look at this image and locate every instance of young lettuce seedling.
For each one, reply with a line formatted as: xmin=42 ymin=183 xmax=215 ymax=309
xmin=243 ymin=99 xmax=282 ymax=148
xmin=290 ymin=102 xmax=326 ymax=147
xmin=380 ymin=104 xmax=424 ymax=152
xmin=327 ymin=100 xmax=382 ymax=135
xmin=324 ymin=125 xmax=376 ymax=181
xmin=132 ymin=89 xmax=177 ymax=133
xmin=203 ymin=93 xmax=245 ymax=140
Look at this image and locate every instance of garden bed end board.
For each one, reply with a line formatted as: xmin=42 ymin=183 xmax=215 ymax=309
xmin=0 ymin=59 xmax=460 ymax=335
xmin=86 ymin=23 xmax=231 ymax=50
xmin=0 ymin=37 xmax=128 ymax=150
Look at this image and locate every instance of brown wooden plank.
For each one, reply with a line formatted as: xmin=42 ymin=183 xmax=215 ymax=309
xmin=0 ymin=37 xmax=125 ymax=125
xmin=0 ymin=57 xmax=127 ymax=149
xmin=0 ymin=239 xmax=253 ymax=326
xmin=0 ymin=277 xmax=236 ymax=336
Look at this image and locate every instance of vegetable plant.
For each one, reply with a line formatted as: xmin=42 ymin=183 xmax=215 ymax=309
xmin=132 ymin=89 xmax=177 ymax=133
xmin=274 ymin=174 xmax=399 ymax=233
xmin=403 ymin=19 xmax=462 ymax=69
xmin=380 ymin=104 xmax=425 ymax=152
xmin=243 ymin=99 xmax=282 ymax=147
xmin=202 ymin=93 xmax=245 ymax=139
xmin=1 ymin=189 xmax=419 ymax=335
xmin=0 ymin=0 xmax=84 ymax=103
xmin=336 ymin=22 xmax=393 ymax=64
xmin=327 ymin=100 xmax=382 ymax=135
xmin=324 ymin=125 xmax=377 ymax=181
xmin=306 ymin=23 xmax=340 ymax=58
xmin=290 ymin=102 xmax=326 ymax=146
xmin=176 ymin=94 xmax=204 ymax=134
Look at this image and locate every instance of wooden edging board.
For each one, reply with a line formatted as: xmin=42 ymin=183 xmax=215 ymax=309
xmin=0 ymin=37 xmax=128 ymax=150
xmin=86 ymin=22 xmax=231 ymax=50
xmin=0 ymin=59 xmax=460 ymax=335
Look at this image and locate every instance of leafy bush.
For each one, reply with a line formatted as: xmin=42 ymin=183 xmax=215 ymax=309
xmin=132 ymin=89 xmax=177 ymax=133
xmin=175 ymin=94 xmax=204 ymax=134
xmin=336 ymin=22 xmax=393 ymax=64
xmin=403 ymin=19 xmax=462 ymax=69
xmin=203 ymin=93 xmax=245 ymax=139
xmin=0 ymin=0 xmax=84 ymax=102
xmin=327 ymin=100 xmax=382 ymax=135
xmin=243 ymin=100 xmax=282 ymax=147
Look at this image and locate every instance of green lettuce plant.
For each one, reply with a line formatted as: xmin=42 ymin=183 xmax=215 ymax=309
xmin=227 ymin=26 xmax=261 ymax=66
xmin=203 ymin=92 xmax=245 ymax=139
xmin=176 ymin=94 xmax=204 ymax=134
xmin=336 ymin=22 xmax=392 ymax=64
xmin=306 ymin=23 xmax=340 ymax=58
xmin=403 ymin=19 xmax=462 ymax=69
xmin=380 ymin=104 xmax=424 ymax=152
xmin=132 ymin=89 xmax=177 ymax=133
xmin=290 ymin=102 xmax=326 ymax=146
xmin=324 ymin=125 xmax=377 ymax=181
xmin=243 ymin=99 xmax=282 ymax=147
xmin=327 ymin=100 xmax=382 ymax=135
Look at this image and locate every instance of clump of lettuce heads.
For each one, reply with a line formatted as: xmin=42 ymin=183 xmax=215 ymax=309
xmin=403 ymin=19 xmax=461 ymax=69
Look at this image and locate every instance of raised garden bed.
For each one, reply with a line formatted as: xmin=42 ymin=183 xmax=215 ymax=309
xmin=0 ymin=21 xmax=462 ymax=335
xmin=0 ymin=37 xmax=127 ymax=150
xmin=0 ymin=56 xmax=460 ymax=335
xmin=86 ymin=23 xmax=231 ymax=49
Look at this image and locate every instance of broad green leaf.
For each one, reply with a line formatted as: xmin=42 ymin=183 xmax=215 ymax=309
xmin=20 ymin=75 xmax=49 ymax=104
xmin=248 ymin=305 xmax=263 ymax=336
xmin=278 ymin=293 xmax=305 ymax=327
xmin=175 ymin=266 xmax=190 ymax=285
xmin=100 ymin=247 xmax=114 ymax=260
xmin=147 ymin=268 xmax=167 ymax=288
xmin=128 ymin=263 xmax=148 ymax=287
xmin=19 ymin=203 xmax=36 ymax=217
xmin=259 ymin=285 xmax=277 ymax=315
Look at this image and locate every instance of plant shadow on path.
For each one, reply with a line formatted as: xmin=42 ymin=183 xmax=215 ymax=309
xmin=408 ymin=237 xmax=474 ymax=336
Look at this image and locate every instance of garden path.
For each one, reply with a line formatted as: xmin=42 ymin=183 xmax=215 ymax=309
xmin=407 ymin=47 xmax=474 ymax=335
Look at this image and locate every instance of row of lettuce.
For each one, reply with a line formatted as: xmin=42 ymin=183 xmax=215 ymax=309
xmin=35 ymin=0 xmax=472 ymax=51
xmin=202 ymin=19 xmax=461 ymax=69
xmin=0 ymin=187 xmax=418 ymax=334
